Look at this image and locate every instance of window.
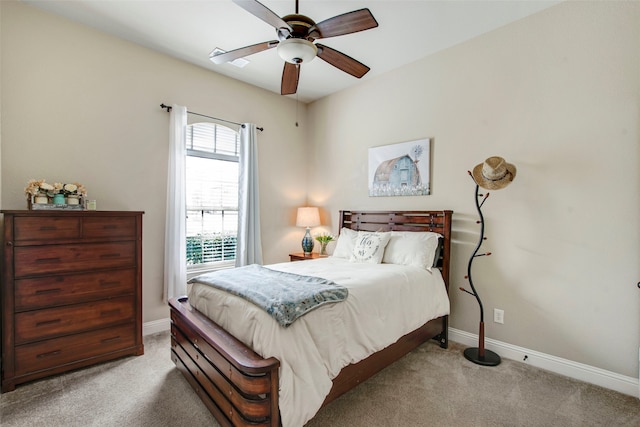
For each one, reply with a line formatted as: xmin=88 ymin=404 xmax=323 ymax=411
xmin=185 ymin=122 xmax=239 ymax=271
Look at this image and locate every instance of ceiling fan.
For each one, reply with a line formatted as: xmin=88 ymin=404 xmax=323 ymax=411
xmin=210 ymin=0 xmax=378 ymax=95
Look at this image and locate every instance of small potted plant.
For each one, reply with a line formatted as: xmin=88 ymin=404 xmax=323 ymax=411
xmin=315 ymin=233 xmax=335 ymax=256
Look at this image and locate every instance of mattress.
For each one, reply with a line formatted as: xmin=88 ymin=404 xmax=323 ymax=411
xmin=188 ymin=257 xmax=450 ymax=427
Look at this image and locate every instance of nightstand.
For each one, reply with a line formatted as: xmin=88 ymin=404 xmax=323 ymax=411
xmin=289 ymin=252 xmax=322 ymax=261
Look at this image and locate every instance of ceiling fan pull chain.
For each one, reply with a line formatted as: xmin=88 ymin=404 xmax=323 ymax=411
xmin=295 ymin=90 xmax=299 ymax=127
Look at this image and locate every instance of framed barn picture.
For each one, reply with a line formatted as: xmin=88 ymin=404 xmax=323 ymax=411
xmin=368 ymin=138 xmax=431 ymax=197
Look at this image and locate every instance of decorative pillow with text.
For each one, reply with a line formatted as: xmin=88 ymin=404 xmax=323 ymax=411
xmin=350 ymin=232 xmax=391 ymax=264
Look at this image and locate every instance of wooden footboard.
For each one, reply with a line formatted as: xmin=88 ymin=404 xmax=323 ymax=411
xmin=170 ymin=296 xmax=280 ymax=427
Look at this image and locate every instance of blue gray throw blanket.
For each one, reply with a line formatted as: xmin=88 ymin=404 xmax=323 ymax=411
xmin=189 ymin=264 xmax=348 ymax=327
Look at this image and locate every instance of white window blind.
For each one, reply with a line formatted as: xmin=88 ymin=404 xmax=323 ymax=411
xmin=185 ymin=122 xmax=239 ymax=268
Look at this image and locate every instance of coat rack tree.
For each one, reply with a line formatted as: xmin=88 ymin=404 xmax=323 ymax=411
xmin=460 ymin=156 xmax=517 ymax=366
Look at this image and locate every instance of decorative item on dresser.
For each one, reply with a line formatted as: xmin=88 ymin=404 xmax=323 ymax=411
xmin=24 ymin=179 xmax=88 ymax=210
xmin=1 ymin=210 xmax=144 ymax=392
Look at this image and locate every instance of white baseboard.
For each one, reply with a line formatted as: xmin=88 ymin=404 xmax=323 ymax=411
xmin=449 ymin=327 xmax=639 ymax=398
xmin=143 ymin=318 xmax=171 ymax=336
xmin=140 ymin=320 xmax=638 ymax=398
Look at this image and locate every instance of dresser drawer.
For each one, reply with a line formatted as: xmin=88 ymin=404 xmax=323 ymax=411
xmin=82 ymin=216 xmax=137 ymax=239
xmin=14 ymin=323 xmax=136 ymax=376
xmin=13 ymin=217 xmax=81 ymax=241
xmin=14 ymin=242 xmax=135 ymax=277
xmin=15 ymin=296 xmax=135 ymax=344
xmin=15 ymin=269 xmax=136 ymax=311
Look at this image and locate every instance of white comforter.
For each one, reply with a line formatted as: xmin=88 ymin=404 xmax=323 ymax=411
xmin=188 ymin=257 xmax=450 ymax=427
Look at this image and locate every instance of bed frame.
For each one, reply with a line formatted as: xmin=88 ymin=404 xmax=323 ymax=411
xmin=169 ymin=210 xmax=453 ymax=427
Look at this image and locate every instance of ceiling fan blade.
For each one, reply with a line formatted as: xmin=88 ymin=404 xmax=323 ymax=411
xmin=233 ymin=0 xmax=292 ymax=32
xmin=309 ymin=9 xmax=378 ymax=39
xmin=281 ymin=62 xmax=300 ymax=95
xmin=316 ymin=44 xmax=370 ymax=78
xmin=209 ymin=40 xmax=278 ymax=64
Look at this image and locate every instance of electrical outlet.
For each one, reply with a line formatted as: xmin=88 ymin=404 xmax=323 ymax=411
xmin=494 ymin=308 xmax=504 ymax=324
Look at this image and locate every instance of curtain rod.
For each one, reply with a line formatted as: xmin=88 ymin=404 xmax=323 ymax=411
xmin=160 ymin=103 xmax=263 ymax=132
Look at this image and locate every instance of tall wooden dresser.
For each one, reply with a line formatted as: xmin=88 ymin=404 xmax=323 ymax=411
xmin=1 ymin=210 xmax=144 ymax=392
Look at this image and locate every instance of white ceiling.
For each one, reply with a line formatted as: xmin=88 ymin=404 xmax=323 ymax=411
xmin=23 ymin=0 xmax=560 ymax=103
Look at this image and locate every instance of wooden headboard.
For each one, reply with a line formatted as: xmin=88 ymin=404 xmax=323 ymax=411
xmin=339 ymin=210 xmax=453 ymax=292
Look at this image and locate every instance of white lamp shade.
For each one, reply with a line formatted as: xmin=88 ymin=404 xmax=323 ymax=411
xmin=296 ymin=207 xmax=320 ymax=227
xmin=277 ymin=39 xmax=317 ymax=64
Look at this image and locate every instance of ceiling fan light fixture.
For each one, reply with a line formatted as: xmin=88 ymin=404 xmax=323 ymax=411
xmin=277 ymin=38 xmax=317 ymax=64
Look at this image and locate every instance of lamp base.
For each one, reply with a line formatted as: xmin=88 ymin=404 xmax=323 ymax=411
xmin=463 ymin=347 xmax=501 ymax=366
xmin=301 ymin=227 xmax=314 ymax=254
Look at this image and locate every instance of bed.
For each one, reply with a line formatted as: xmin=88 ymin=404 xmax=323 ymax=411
xmin=169 ymin=210 xmax=453 ymax=427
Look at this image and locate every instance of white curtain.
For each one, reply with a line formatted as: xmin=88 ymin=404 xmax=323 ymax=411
xmin=236 ymin=123 xmax=263 ymax=266
xmin=163 ymin=104 xmax=187 ymax=301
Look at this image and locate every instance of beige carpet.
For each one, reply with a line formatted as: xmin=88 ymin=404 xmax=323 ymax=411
xmin=2 ymin=331 xmax=639 ymax=426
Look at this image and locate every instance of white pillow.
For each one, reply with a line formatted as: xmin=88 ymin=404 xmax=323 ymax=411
xmin=350 ymin=232 xmax=391 ymax=264
xmin=382 ymin=231 xmax=442 ymax=270
xmin=331 ymin=228 xmax=358 ymax=259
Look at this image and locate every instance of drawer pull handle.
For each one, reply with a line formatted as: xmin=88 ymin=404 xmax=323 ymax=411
xmin=37 ymin=349 xmax=62 ymax=359
xmin=101 ymin=336 xmax=122 ymax=344
xmin=39 ymin=226 xmax=57 ymax=231
xmin=101 ymin=309 xmax=121 ymax=317
xmin=103 ymin=225 xmax=118 ymax=229
xmin=100 ymin=253 xmax=121 ymax=259
xmin=35 ymin=288 xmax=62 ymax=295
xmin=36 ymin=257 xmax=61 ymax=263
xmin=99 ymin=280 xmax=121 ymax=287
xmin=36 ymin=318 xmax=61 ymax=327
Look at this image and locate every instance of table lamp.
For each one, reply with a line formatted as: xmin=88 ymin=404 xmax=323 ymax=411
xmin=296 ymin=207 xmax=320 ymax=255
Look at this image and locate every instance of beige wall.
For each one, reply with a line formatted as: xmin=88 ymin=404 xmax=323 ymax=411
xmin=0 ymin=1 xmax=308 ymax=323
xmin=308 ymin=1 xmax=640 ymax=378
xmin=2 ymin=0 xmax=639 ymax=382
